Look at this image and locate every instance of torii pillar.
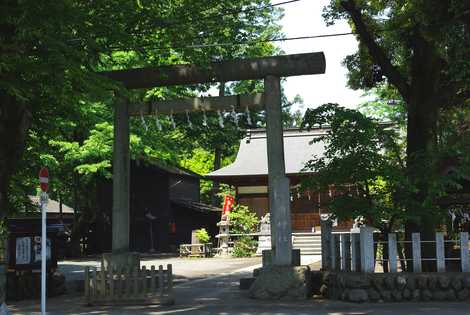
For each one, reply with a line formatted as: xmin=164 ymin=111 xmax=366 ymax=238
xmin=112 ymin=97 xmax=130 ymax=253
xmin=264 ymin=75 xmax=292 ymax=265
xmin=103 ymin=52 xmax=325 ymax=266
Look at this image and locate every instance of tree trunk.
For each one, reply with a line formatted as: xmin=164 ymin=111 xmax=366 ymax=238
xmin=404 ymin=34 xmax=442 ymax=271
xmin=340 ymin=0 xmax=448 ymax=271
xmin=0 ymin=92 xmax=30 ymax=303
xmin=210 ymin=147 xmax=222 ymax=206
xmin=404 ymin=95 xmax=439 ymax=271
xmin=0 ymin=92 xmax=31 ymax=220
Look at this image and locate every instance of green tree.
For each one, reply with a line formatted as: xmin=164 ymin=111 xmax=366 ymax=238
xmin=195 ymin=228 xmax=210 ymax=244
xmin=323 ymin=0 xmax=470 ymax=248
xmin=0 ymin=0 xmax=286 ymax=219
xmin=0 ymin=0 xmax=289 ymax=301
xmin=302 ymin=103 xmax=469 ymax=270
xmin=302 ymin=104 xmax=407 ymax=229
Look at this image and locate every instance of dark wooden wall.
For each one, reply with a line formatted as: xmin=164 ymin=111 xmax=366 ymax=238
xmin=169 ymin=175 xmax=200 ymax=202
xmin=89 ymin=161 xmax=203 ymax=254
xmin=170 ymin=203 xmax=220 ymax=247
xmin=130 ymin=162 xmax=171 ymax=252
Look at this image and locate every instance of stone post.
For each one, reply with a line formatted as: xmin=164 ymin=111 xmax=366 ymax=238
xmin=412 ymin=233 xmax=422 ymax=272
xmin=350 ymin=232 xmax=360 ymax=272
xmin=340 ymin=234 xmax=351 ymax=271
xmin=264 ymin=75 xmax=292 ymax=266
xmin=359 ymin=226 xmax=375 ymax=273
xmin=388 ymin=233 xmax=398 ymax=273
xmin=461 ymin=232 xmax=470 ymax=272
xmin=320 ymin=219 xmax=332 ymax=270
xmin=112 ymin=97 xmax=130 ymax=253
xmin=435 ymin=232 xmax=445 ymax=272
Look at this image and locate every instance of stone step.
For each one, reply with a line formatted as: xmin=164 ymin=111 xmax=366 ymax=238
xmin=292 ymin=242 xmax=321 ymax=247
xmin=293 ymin=237 xmax=321 ymax=241
xmin=294 ymin=245 xmax=321 ymax=248
xmin=293 ymin=242 xmax=321 ymax=246
xmin=293 ymin=246 xmax=322 ymax=250
xmin=293 ymin=241 xmax=321 ymax=246
xmin=292 ymin=237 xmax=321 ymax=242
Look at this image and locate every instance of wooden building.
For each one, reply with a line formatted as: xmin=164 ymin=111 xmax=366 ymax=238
xmin=87 ymin=159 xmax=220 ymax=254
xmin=206 ymin=128 xmax=350 ymax=232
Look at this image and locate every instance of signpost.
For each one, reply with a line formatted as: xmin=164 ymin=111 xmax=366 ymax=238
xmin=39 ymin=167 xmax=49 ymax=315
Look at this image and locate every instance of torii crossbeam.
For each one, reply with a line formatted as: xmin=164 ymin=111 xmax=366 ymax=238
xmin=103 ymin=52 xmax=326 ymax=266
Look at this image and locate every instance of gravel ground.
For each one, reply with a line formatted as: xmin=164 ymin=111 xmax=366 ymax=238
xmin=9 ymin=268 xmax=470 ymax=315
xmin=11 ymin=255 xmax=470 ymax=315
xmin=57 ymin=256 xmax=262 ymax=284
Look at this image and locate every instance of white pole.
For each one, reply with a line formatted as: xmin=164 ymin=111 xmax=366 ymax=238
xmin=41 ymin=192 xmax=47 ymax=315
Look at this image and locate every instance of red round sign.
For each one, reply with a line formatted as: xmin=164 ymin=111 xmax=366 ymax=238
xmin=39 ymin=167 xmax=49 ymax=192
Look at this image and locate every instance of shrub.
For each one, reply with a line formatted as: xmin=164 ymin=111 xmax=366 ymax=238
xmin=233 ymin=236 xmax=256 ymax=257
xmin=228 ymin=204 xmax=259 ymax=234
xmin=229 ymin=205 xmax=260 ymax=257
xmin=195 ymin=228 xmax=210 ymax=244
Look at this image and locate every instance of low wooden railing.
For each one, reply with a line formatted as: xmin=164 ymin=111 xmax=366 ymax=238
xmin=179 ymin=243 xmax=212 ymax=257
xmin=84 ymin=262 xmax=174 ymax=306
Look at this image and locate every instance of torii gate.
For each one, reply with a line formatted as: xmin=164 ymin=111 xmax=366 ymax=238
xmin=101 ymin=52 xmax=325 ymax=266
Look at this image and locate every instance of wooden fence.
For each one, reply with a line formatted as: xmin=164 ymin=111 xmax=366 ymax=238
xmin=321 ymin=221 xmax=470 ymax=273
xmin=84 ymin=262 xmax=174 ymax=306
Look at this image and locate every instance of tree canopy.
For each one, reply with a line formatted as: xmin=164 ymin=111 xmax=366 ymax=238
xmin=322 ymin=0 xmax=470 ymax=239
xmin=0 ymin=0 xmax=287 ymax=220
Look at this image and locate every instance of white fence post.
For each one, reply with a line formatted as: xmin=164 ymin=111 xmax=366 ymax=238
xmin=412 ymin=233 xmax=422 ymax=272
xmin=388 ymin=233 xmax=398 ymax=273
xmin=460 ymin=232 xmax=470 ymax=272
xmin=350 ymin=233 xmax=360 ymax=272
xmin=360 ymin=226 xmax=375 ymax=273
xmin=435 ymin=232 xmax=445 ymax=272
xmin=340 ymin=234 xmax=351 ymax=271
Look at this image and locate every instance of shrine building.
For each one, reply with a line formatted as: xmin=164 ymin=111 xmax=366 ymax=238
xmin=206 ymin=127 xmax=352 ymax=232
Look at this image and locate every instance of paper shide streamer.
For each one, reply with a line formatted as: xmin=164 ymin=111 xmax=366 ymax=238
xmin=231 ymin=105 xmax=239 ymax=129
xmin=217 ymin=110 xmax=224 ymax=128
xmin=170 ymin=110 xmax=176 ymax=129
xmin=154 ymin=104 xmax=162 ymax=131
xmin=140 ymin=109 xmax=148 ymax=132
xmin=202 ymin=109 xmax=208 ymax=127
xmin=245 ymin=106 xmax=252 ymax=125
xmin=185 ymin=110 xmax=193 ymax=129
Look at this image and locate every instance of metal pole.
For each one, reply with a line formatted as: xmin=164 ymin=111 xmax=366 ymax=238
xmin=40 ymin=192 xmax=47 ymax=315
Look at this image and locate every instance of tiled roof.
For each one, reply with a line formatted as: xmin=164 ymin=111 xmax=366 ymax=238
xmin=206 ymin=128 xmax=328 ymax=178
